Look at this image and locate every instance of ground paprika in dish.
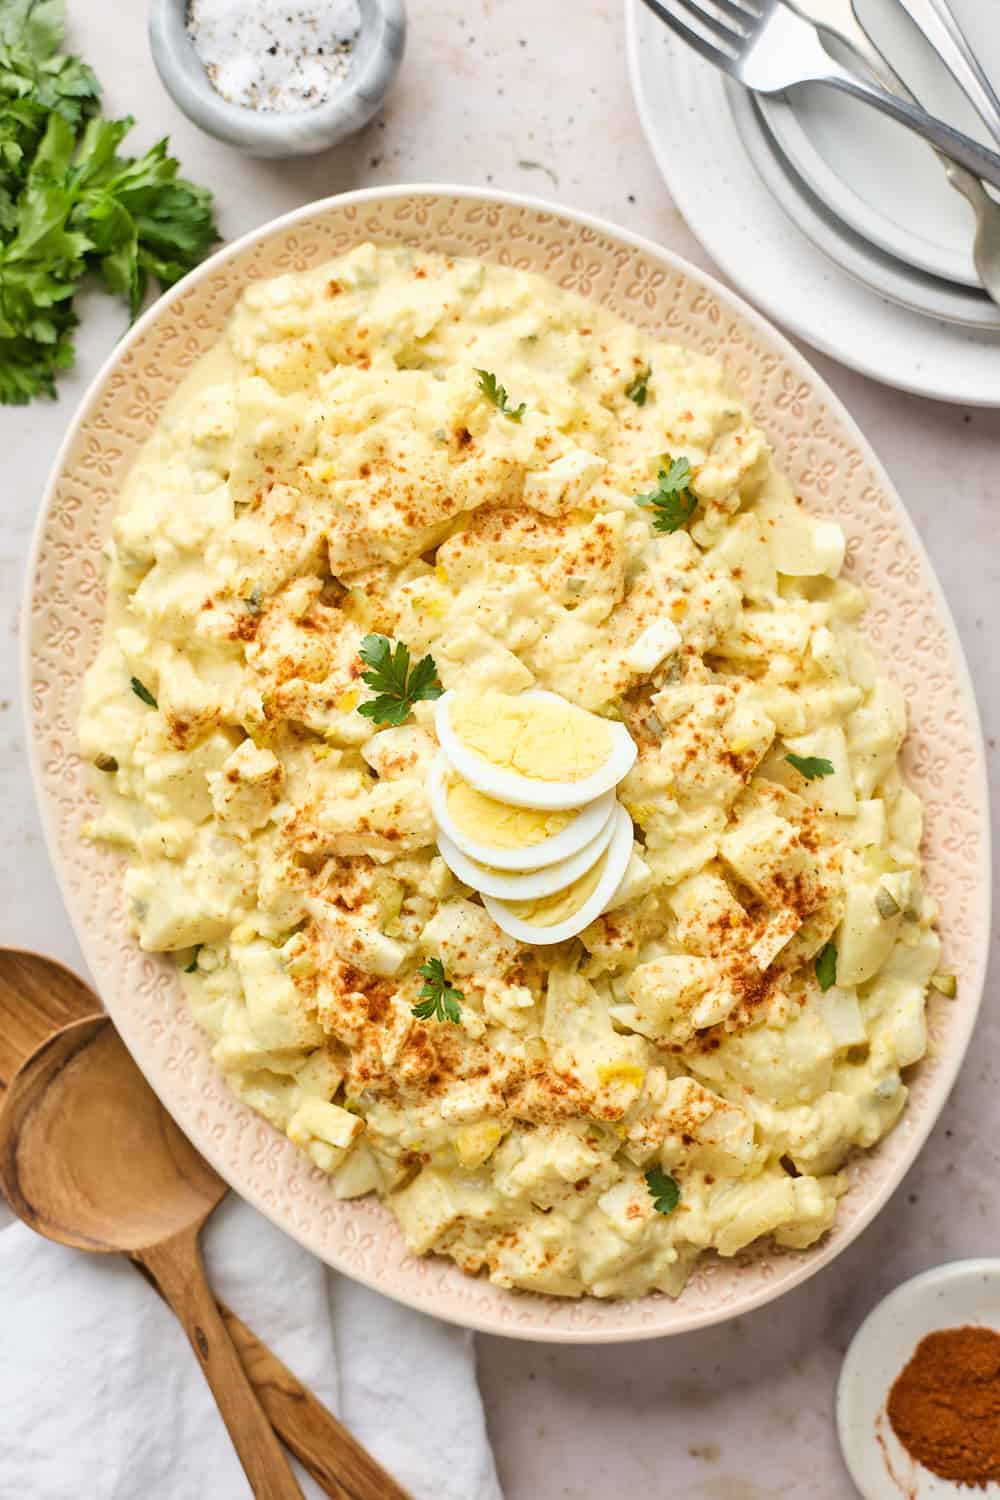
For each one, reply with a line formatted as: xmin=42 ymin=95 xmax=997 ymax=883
xmin=886 ymin=1325 xmax=1000 ymax=1486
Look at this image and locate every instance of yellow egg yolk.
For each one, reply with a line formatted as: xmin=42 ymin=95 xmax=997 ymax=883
xmin=446 ymin=776 xmax=573 ymax=849
xmin=449 ymin=690 xmax=613 ymax=783
xmin=498 ymin=849 xmax=608 ymax=927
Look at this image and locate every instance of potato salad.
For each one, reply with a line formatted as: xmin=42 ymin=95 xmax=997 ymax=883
xmin=79 ymin=244 xmax=940 ymax=1299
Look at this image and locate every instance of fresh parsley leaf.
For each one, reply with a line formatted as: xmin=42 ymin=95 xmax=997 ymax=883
xmin=785 ymin=752 xmax=835 ymax=781
xmin=0 ymin=1 xmax=100 ymax=131
xmin=475 ymin=367 xmax=526 ymax=422
xmin=0 ymin=3 xmax=218 ymax=403
xmin=356 ymin=633 xmax=442 ymax=727
xmin=411 ymin=957 xmax=463 ymax=1024
xmin=72 ymin=120 xmax=218 ymax=316
xmin=184 ymin=945 xmax=202 ymax=974
xmin=130 ymin=675 xmax=157 ymax=708
xmin=634 ymin=456 xmax=698 ymax=533
xmin=815 ymin=941 xmax=838 ymax=992
xmin=625 ymin=365 xmax=651 ymax=406
xmin=645 ymin=1166 xmax=681 ymax=1216
xmin=2 ymin=0 xmax=73 ymax=64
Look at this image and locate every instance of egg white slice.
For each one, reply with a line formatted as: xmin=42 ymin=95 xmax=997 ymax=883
xmin=483 ymin=805 xmax=635 ymax=946
xmin=437 ymin=809 xmax=618 ymax=901
xmin=434 ymin=688 xmax=637 ymax=811
xmin=428 ymin=754 xmax=616 ymax=870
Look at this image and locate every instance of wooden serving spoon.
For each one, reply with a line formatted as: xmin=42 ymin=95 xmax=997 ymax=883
xmin=0 ymin=951 xmax=411 ymax=1500
xmin=2 ymin=1014 xmax=304 ymax=1498
xmin=0 ymin=947 xmax=100 ymax=1089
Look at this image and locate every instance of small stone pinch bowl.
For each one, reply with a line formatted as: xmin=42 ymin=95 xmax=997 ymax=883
xmin=148 ymin=0 xmax=405 ymax=158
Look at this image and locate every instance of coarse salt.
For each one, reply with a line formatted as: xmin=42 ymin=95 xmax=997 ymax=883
xmin=187 ymin=0 xmax=361 ymax=114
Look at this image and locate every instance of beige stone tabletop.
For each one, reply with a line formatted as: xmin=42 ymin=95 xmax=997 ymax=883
xmin=1 ymin=2 xmax=997 ymax=1495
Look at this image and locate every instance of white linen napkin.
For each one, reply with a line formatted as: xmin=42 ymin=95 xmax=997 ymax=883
xmin=0 ymin=1194 xmax=504 ymax=1500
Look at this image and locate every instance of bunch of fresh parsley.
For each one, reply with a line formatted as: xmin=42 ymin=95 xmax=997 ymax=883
xmin=0 ymin=0 xmax=219 ymax=403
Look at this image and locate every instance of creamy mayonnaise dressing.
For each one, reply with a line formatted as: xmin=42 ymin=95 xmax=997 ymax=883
xmin=79 ymin=244 xmax=938 ymax=1299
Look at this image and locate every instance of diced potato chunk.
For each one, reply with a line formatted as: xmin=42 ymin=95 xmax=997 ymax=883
xmin=288 ymin=1099 xmax=363 ymax=1173
xmin=209 ymin=740 xmax=283 ymax=834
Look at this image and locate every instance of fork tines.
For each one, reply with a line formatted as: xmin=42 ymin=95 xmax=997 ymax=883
xmin=639 ymin=0 xmax=760 ymax=67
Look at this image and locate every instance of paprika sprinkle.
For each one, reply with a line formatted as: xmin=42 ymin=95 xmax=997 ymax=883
xmin=886 ymin=1324 xmax=1000 ymax=1487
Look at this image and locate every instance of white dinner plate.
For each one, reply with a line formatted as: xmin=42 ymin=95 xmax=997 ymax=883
xmin=837 ymin=1261 xmax=1000 ymax=1497
xmin=759 ymin=0 xmax=999 ymax=289
xmin=626 ymin=0 xmax=1000 ymax=405
xmin=730 ymin=84 xmax=1000 ymax=331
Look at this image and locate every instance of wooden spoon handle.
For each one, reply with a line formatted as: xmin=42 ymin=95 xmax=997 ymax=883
xmin=135 ymin=1226 xmax=304 ymax=1500
xmin=218 ymin=1302 xmax=414 ymax=1500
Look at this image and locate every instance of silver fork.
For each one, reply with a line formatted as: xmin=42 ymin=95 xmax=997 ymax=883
xmin=796 ymin=0 xmax=1000 ymax=303
xmin=638 ymin=0 xmax=1000 ymax=191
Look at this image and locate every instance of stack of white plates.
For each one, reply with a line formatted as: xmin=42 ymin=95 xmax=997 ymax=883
xmin=626 ymin=0 xmax=1000 ymax=404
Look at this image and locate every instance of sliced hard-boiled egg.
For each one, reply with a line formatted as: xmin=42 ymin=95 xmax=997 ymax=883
xmin=427 ymin=755 xmax=616 ymax=871
xmin=483 ymin=804 xmax=635 ymax=945
xmin=434 ymin=688 xmax=637 ymax=811
xmin=436 ymin=808 xmax=618 ymax=901
xmin=624 ymin=619 xmax=682 ymax=674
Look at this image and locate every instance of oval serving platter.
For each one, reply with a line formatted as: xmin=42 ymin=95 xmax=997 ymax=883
xmin=24 ymin=187 xmax=990 ymax=1343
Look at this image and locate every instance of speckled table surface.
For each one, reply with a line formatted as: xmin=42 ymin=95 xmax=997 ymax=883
xmin=1 ymin=3 xmax=997 ymax=1496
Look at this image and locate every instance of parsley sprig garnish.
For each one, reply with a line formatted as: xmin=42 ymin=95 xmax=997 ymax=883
xmin=411 ymin=958 xmax=463 ymax=1024
xmin=645 ymin=1166 xmax=681 ymax=1216
xmin=625 ymin=366 xmax=652 ymax=406
xmin=130 ymin=675 xmax=157 ymax=708
xmin=634 ymin=456 xmax=698 ymax=533
xmin=356 ymin=634 xmax=442 ymax=727
xmin=786 ymin=752 xmax=835 ymax=781
xmin=815 ymin=941 xmax=838 ymax=992
xmin=475 ymin=368 xmax=526 ymax=422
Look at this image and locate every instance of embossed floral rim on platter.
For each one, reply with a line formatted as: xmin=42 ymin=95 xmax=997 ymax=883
xmin=23 ymin=187 xmax=990 ymax=1343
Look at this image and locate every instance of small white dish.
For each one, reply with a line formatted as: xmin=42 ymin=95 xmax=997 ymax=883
xmin=626 ymin=0 xmax=1000 ymax=406
xmin=837 ymin=1260 xmax=1000 ymax=1498
xmin=758 ymin=0 xmax=998 ymax=289
xmin=149 ymin=0 xmax=405 ymax=158
xmin=729 ymin=84 xmax=1000 ymax=331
